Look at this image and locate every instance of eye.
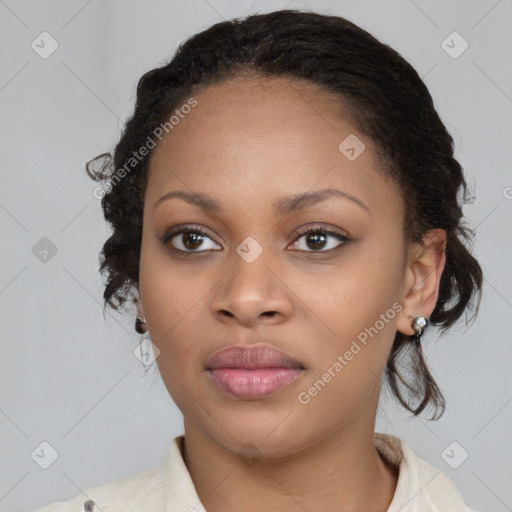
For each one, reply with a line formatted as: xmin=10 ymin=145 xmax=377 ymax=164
xmin=289 ymin=224 xmax=350 ymax=252
xmin=161 ymin=225 xmax=221 ymax=253
xmin=161 ymin=223 xmax=350 ymax=255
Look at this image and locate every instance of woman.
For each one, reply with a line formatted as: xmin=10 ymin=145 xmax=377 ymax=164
xmin=36 ymin=9 xmax=482 ymax=512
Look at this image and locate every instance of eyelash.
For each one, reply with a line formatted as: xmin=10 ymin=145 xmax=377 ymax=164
xmin=292 ymin=224 xmax=350 ymax=252
xmin=160 ymin=223 xmax=350 ymax=257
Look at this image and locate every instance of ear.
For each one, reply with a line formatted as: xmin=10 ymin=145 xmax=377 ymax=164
xmin=133 ymin=287 xmax=145 ymax=318
xmin=396 ymin=228 xmax=447 ymax=336
xmin=135 ymin=299 xmax=145 ymax=319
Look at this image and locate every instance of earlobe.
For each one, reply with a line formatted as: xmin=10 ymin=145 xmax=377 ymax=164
xmin=135 ymin=299 xmax=145 ymax=319
xmin=133 ymin=295 xmax=147 ymax=334
xmin=396 ymin=228 xmax=447 ymax=336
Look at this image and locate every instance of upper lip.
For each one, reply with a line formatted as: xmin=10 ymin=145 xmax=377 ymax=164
xmin=206 ymin=344 xmax=305 ymax=370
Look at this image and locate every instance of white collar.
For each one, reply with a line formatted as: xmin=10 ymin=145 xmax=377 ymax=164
xmin=71 ymin=432 xmax=476 ymax=511
xmin=161 ymin=433 xmax=476 ymax=512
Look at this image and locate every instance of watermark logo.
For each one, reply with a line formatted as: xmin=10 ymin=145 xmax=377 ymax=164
xmin=297 ymin=302 xmax=403 ymax=405
xmin=93 ymin=97 xmax=198 ymax=200
xmin=31 ymin=441 xmax=59 ymax=469
xmin=32 ymin=237 xmax=58 ymax=263
xmin=441 ymin=31 xmax=468 ymax=59
xmin=441 ymin=441 xmax=469 ymax=469
xmin=339 ymin=134 xmax=366 ymax=161
xmin=236 ymin=236 xmax=263 ymax=264
xmin=133 ymin=337 xmax=160 ymax=367
xmin=31 ymin=32 xmax=58 ymax=59
xmin=236 ymin=442 xmax=263 ymax=468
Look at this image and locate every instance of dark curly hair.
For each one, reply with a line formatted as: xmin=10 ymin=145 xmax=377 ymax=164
xmin=86 ymin=9 xmax=482 ymax=420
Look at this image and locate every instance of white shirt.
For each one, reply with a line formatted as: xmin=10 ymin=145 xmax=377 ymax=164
xmin=34 ymin=432 xmax=478 ymax=511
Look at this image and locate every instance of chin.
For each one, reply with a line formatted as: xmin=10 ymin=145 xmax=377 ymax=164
xmin=199 ymin=413 xmax=314 ymax=460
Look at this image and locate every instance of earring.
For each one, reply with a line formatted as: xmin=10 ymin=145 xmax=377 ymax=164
xmin=134 ymin=316 xmax=156 ymax=369
xmin=135 ymin=316 xmax=147 ymax=334
xmin=411 ymin=316 xmax=428 ymax=344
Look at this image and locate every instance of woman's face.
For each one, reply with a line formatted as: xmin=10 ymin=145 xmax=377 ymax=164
xmin=139 ymin=77 xmax=411 ymax=457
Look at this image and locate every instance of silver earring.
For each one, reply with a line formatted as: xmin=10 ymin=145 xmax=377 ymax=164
xmin=411 ymin=316 xmax=428 ymax=344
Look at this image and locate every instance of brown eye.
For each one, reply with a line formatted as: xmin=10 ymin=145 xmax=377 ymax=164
xmin=162 ymin=226 xmax=222 ymax=253
xmin=304 ymin=232 xmax=329 ymax=250
xmin=180 ymin=232 xmax=206 ymax=251
xmin=290 ymin=225 xmax=349 ymax=252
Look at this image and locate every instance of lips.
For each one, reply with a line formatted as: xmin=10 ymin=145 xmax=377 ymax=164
xmin=206 ymin=344 xmax=305 ymax=400
xmin=206 ymin=344 xmax=305 ymax=370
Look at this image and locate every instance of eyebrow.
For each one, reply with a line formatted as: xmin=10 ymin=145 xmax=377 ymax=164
xmin=153 ymin=187 xmax=370 ymax=215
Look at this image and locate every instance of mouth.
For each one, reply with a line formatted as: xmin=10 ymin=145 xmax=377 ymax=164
xmin=206 ymin=344 xmax=305 ymax=400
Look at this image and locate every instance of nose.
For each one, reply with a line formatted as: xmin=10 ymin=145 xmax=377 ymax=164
xmin=210 ymin=249 xmax=294 ymax=327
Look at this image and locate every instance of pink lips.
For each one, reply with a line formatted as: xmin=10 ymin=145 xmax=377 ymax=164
xmin=206 ymin=344 xmax=305 ymax=400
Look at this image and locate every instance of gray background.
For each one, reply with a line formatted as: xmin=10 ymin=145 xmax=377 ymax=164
xmin=0 ymin=1 xmax=510 ymax=511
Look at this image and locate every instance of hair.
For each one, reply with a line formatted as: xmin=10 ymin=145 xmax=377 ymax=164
xmin=86 ymin=9 xmax=483 ymax=420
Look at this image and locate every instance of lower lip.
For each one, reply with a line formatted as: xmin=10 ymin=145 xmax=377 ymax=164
xmin=207 ymin=367 xmax=304 ymax=399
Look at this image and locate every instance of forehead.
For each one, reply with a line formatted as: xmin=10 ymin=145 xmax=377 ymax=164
xmin=145 ymin=76 xmax=402 ymax=222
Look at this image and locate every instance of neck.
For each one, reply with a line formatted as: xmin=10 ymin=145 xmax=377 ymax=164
xmin=181 ymin=419 xmax=399 ymax=512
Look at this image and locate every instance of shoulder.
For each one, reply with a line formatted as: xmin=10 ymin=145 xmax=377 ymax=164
xmin=33 ymin=464 xmax=164 ymax=512
xmin=403 ymin=442 xmax=480 ymax=512
xmin=374 ymin=432 xmax=480 ymax=512
xmin=33 ymin=435 xmax=205 ymax=512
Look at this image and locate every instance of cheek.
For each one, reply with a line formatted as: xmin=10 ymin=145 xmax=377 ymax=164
xmin=151 ymin=311 xmax=211 ymax=415
xmin=140 ymin=242 xmax=202 ymax=336
xmin=300 ymin=240 xmax=402 ymax=337
xmin=294 ymin=239 xmax=403 ymax=398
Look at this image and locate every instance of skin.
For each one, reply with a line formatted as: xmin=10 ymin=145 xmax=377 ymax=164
xmin=135 ymin=76 xmax=446 ymax=512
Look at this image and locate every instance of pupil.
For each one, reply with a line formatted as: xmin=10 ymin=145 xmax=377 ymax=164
xmin=307 ymin=233 xmax=326 ymax=250
xmin=184 ymin=232 xmax=203 ymax=250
